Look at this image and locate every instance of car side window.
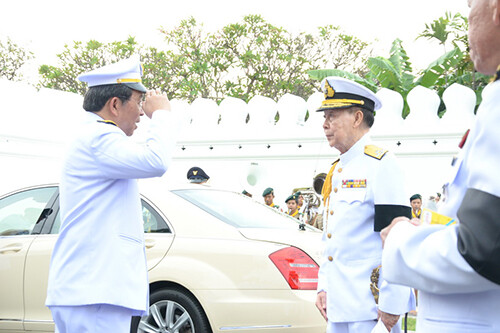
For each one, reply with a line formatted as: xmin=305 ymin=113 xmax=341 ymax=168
xmin=0 ymin=187 xmax=57 ymax=236
xmin=142 ymin=200 xmax=171 ymax=233
xmin=50 ymin=199 xmax=170 ymax=234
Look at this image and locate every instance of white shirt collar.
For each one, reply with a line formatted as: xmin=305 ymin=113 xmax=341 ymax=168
xmin=339 ymin=132 xmax=371 ymax=166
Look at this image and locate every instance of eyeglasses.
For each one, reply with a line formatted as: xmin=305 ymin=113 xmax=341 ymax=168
xmin=117 ymin=95 xmax=145 ymax=109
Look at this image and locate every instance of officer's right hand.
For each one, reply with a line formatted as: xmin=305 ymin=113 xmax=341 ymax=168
xmin=378 ymin=309 xmax=400 ymax=331
xmin=380 ymin=216 xmax=420 ymax=248
xmin=142 ymin=89 xmax=171 ymax=119
xmin=315 ymin=291 xmax=328 ymax=321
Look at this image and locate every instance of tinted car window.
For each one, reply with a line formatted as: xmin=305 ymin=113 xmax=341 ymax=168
xmin=0 ymin=187 xmax=57 ymax=236
xmin=142 ymin=200 xmax=171 ymax=233
xmin=50 ymin=199 xmax=170 ymax=234
xmin=173 ymin=189 xmax=312 ymax=229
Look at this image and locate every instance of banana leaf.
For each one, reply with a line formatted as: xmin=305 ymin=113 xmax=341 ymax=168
xmin=417 ymin=47 xmax=464 ymax=88
xmin=307 ymin=69 xmax=378 ymax=92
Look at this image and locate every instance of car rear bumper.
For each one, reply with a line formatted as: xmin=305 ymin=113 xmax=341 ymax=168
xmin=194 ymin=289 xmax=326 ymax=332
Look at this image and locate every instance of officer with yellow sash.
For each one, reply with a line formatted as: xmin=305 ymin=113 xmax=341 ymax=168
xmin=314 ymin=77 xmax=415 ymax=333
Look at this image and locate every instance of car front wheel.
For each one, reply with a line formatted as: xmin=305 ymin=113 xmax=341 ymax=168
xmin=131 ymin=287 xmax=212 ymax=333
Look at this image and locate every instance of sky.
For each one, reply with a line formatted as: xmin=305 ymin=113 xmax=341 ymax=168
xmin=1 ymin=0 xmax=470 ymax=78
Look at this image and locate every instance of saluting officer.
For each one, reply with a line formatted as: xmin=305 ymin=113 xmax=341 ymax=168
xmin=46 ymin=56 xmax=179 ymax=332
xmin=381 ymin=0 xmax=500 ymax=332
xmin=315 ymin=77 xmax=415 ymax=333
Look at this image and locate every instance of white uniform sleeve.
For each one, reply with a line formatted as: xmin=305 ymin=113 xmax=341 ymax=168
xmin=382 ymin=222 xmax=500 ymax=294
xmin=468 ymin=89 xmax=500 ymax=198
xmin=378 ymin=270 xmax=415 ymax=315
xmin=374 ymin=153 xmax=416 ymax=314
xmin=373 ymin=153 xmax=408 ymax=207
xmin=92 ymin=110 xmax=178 ymax=179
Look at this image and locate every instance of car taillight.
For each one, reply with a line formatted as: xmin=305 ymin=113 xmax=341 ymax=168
xmin=269 ymin=246 xmax=319 ymax=290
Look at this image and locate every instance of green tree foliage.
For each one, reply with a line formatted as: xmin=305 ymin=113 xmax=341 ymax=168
xmin=315 ymin=25 xmax=371 ymax=77
xmin=417 ymin=12 xmax=489 ymax=110
xmin=3 ymin=12 xmax=481 ymax=119
xmin=38 ymin=37 xmax=142 ymax=95
xmin=417 ymin=12 xmax=468 ymax=52
xmin=0 ymin=37 xmax=33 ymax=81
xmin=34 ymin=15 xmax=372 ymax=104
xmin=220 ymin=15 xmax=318 ymax=101
xmin=158 ymin=17 xmax=234 ymax=102
xmin=310 ymin=39 xmax=417 ymax=118
xmin=310 ymin=12 xmax=489 ymax=118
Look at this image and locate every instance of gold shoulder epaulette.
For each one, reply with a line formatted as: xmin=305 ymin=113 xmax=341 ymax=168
xmin=364 ymin=145 xmax=387 ymax=160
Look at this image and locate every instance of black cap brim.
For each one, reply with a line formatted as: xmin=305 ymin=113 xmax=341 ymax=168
xmin=124 ymin=82 xmax=147 ymax=93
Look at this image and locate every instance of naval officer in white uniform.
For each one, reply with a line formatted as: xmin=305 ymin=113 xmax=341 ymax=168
xmin=315 ymin=77 xmax=415 ymax=333
xmin=45 ymin=56 xmax=179 ymax=332
xmin=381 ymin=0 xmax=500 ymax=332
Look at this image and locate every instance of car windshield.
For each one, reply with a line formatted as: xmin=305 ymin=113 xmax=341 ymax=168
xmin=173 ymin=189 xmax=309 ymax=230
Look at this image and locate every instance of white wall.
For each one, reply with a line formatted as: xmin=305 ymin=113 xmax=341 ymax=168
xmin=0 ymin=79 xmax=475 ymax=207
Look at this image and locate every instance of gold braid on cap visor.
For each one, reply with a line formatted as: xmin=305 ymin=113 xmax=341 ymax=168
xmin=320 ymin=98 xmax=365 ymax=109
xmin=117 ymin=78 xmax=142 ymax=83
xmin=116 ymin=63 xmax=144 ymax=84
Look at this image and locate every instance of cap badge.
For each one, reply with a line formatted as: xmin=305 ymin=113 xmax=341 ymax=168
xmin=324 ymin=80 xmax=335 ymax=99
xmin=193 ymin=171 xmax=198 ymax=175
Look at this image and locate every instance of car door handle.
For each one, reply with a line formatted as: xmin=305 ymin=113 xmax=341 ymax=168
xmin=0 ymin=244 xmax=23 ymax=254
xmin=145 ymin=239 xmax=156 ymax=249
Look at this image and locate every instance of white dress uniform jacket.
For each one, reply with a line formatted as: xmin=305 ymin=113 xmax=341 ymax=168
xmin=382 ymin=79 xmax=500 ymax=332
xmin=46 ymin=110 xmax=177 ymax=316
xmin=318 ymin=134 xmax=415 ymax=324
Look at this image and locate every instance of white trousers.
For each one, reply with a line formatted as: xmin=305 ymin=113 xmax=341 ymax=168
xmin=49 ymin=304 xmax=134 ymax=333
xmin=327 ymin=319 xmax=402 ymax=333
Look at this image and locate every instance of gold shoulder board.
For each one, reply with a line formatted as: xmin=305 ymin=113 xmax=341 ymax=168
xmin=364 ymin=145 xmax=388 ymax=160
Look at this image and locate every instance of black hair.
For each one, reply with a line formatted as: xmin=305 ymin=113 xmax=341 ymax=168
xmin=82 ymin=84 xmax=134 ymax=112
xmin=345 ymin=106 xmax=374 ymax=128
xmin=410 ymin=194 xmax=422 ymax=202
xmin=361 ymin=107 xmax=375 ymax=128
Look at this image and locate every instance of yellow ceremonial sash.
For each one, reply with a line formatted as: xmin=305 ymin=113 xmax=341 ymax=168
xmin=321 ymin=159 xmax=340 ymax=205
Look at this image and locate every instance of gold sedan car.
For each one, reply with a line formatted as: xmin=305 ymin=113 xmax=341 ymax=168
xmin=0 ymin=181 xmax=326 ymax=333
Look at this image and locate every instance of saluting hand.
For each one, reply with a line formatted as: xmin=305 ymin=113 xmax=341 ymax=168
xmin=142 ymin=89 xmax=171 ymax=119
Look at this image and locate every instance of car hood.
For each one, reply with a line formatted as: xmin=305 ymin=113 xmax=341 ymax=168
xmin=238 ymin=227 xmax=324 ymax=264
